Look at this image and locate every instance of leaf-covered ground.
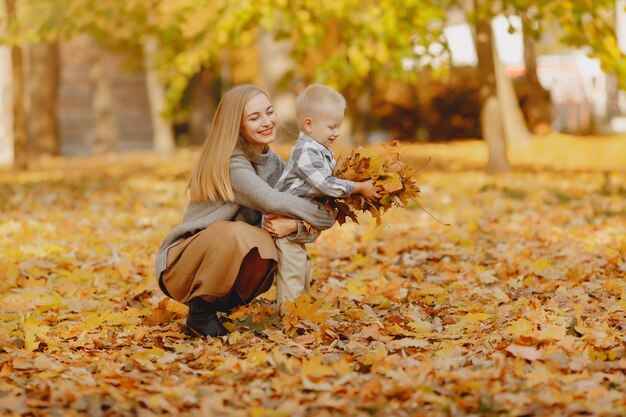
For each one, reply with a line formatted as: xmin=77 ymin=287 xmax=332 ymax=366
xmin=1 ymin=135 xmax=625 ymax=417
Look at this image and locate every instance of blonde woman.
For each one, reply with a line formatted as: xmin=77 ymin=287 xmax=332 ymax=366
xmin=155 ymin=84 xmax=335 ymax=337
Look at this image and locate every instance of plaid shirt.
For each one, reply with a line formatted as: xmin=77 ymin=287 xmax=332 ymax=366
xmin=275 ymin=133 xmax=355 ymax=198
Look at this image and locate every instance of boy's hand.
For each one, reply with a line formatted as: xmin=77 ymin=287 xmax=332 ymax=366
xmin=354 ymin=179 xmax=381 ymax=201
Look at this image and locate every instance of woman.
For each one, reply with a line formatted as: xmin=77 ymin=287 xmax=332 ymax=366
xmin=155 ymin=84 xmax=335 ymax=337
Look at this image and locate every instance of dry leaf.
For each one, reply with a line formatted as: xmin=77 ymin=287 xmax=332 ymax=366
xmin=324 ymin=141 xmax=420 ymax=225
xmin=141 ymin=298 xmax=174 ymax=326
xmin=505 ymin=344 xmax=543 ymax=361
xmin=1 ymin=139 xmax=624 ymax=416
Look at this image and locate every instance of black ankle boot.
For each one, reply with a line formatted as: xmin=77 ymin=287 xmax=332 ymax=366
xmin=186 ymin=298 xmax=229 ymax=337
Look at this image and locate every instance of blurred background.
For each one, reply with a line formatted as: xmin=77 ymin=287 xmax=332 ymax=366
xmin=1 ymin=0 xmax=625 ymax=173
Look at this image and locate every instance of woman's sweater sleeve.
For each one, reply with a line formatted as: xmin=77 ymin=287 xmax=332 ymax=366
xmin=230 ymin=156 xmax=335 ymax=231
xmin=287 ymin=220 xmax=321 ymax=244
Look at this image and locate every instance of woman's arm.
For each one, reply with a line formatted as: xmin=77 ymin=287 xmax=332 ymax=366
xmin=291 ymin=220 xmax=321 ymax=243
xmin=263 ymin=215 xmax=297 ymax=237
xmin=230 ymin=156 xmax=335 ymax=230
xmin=263 ymin=216 xmax=321 ymax=244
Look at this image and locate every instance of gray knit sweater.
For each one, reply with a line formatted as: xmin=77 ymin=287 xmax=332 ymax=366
xmin=154 ymin=149 xmax=336 ymax=280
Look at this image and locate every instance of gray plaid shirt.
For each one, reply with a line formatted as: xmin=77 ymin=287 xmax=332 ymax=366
xmin=275 ymin=132 xmax=355 ymax=198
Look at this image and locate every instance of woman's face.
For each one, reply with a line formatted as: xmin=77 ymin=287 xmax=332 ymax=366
xmin=241 ymin=93 xmax=277 ymax=150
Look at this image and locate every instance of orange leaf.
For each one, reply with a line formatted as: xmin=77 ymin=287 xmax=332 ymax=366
xmin=142 ymin=298 xmax=174 ymax=327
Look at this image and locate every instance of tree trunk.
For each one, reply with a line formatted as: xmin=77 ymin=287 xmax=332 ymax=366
xmin=351 ymin=86 xmax=372 ymax=146
xmin=143 ymin=37 xmax=175 ymax=154
xmin=6 ymin=0 xmax=28 ymax=170
xmin=617 ymin=0 xmax=626 ymax=54
xmin=89 ymin=38 xmax=118 ymax=155
xmin=474 ymin=2 xmax=510 ymax=174
xmin=494 ymin=37 xmax=531 ymax=145
xmin=482 ymin=96 xmax=509 ymax=173
xmin=314 ymin=19 xmax=358 ymax=151
xmin=220 ymin=50 xmax=232 ymax=94
xmin=0 ymin=2 xmax=12 ymax=166
xmin=28 ymin=42 xmax=60 ymax=155
xmin=520 ymin=12 xmax=551 ymax=134
xmin=0 ymin=47 xmax=10 ymax=166
xmin=188 ymin=67 xmax=215 ymax=145
xmin=258 ymin=29 xmax=297 ymax=143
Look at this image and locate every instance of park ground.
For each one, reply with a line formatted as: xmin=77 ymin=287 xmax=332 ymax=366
xmin=0 ymin=134 xmax=625 ymax=416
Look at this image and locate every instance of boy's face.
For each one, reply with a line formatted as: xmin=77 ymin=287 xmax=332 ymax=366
xmin=303 ymin=104 xmax=344 ymax=148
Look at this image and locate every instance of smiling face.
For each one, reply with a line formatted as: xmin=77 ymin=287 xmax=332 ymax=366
xmin=240 ymin=93 xmax=277 ymax=151
xmin=303 ymin=103 xmax=344 ymax=149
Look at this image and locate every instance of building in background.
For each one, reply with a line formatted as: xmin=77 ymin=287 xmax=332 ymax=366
xmin=58 ymin=36 xmax=153 ymax=156
xmin=444 ymin=14 xmax=626 ymax=134
xmin=0 ymin=35 xmax=154 ymax=164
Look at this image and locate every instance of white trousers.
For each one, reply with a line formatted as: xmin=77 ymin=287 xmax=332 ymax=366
xmin=275 ymin=237 xmax=311 ymax=307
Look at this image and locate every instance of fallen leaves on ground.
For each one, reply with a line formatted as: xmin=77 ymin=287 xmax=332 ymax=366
xmin=1 ymin=137 xmax=625 ymax=416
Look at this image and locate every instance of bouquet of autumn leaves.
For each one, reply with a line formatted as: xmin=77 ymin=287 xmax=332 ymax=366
xmin=324 ymin=141 xmax=420 ymax=225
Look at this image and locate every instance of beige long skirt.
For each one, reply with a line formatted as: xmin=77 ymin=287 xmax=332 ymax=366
xmin=161 ymin=221 xmax=278 ymax=304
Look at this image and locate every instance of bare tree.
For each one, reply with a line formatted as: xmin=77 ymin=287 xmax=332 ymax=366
xmin=494 ymin=37 xmax=531 ymax=145
xmin=617 ymin=0 xmax=626 ymax=54
xmin=28 ymin=42 xmax=60 ymax=155
xmin=143 ymin=37 xmax=175 ymax=154
xmin=89 ymin=37 xmax=118 ymax=155
xmin=5 ymin=0 xmax=28 ymax=170
xmin=188 ymin=67 xmax=215 ymax=145
xmin=474 ymin=1 xmax=510 ymax=174
xmin=520 ymin=11 xmax=551 ymax=133
xmin=0 ymin=1 xmax=11 ymax=166
xmin=258 ymin=29 xmax=297 ymax=144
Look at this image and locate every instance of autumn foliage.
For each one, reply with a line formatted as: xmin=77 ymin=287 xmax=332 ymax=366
xmin=325 ymin=141 xmax=421 ymax=225
xmin=1 ymin=136 xmax=626 ymax=416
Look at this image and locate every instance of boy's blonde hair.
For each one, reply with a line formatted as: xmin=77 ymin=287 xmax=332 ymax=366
xmin=189 ymin=84 xmax=270 ymax=202
xmin=295 ymin=84 xmax=346 ymax=131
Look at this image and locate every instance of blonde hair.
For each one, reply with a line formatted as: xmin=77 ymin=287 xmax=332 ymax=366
xmin=189 ymin=84 xmax=270 ymax=202
xmin=295 ymin=84 xmax=346 ymax=131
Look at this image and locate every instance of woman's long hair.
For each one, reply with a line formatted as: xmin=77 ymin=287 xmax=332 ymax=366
xmin=188 ymin=84 xmax=270 ymax=202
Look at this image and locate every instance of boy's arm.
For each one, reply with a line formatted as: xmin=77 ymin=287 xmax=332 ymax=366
xmin=295 ymin=147 xmax=355 ymax=198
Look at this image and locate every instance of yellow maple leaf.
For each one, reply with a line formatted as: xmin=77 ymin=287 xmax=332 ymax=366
xmin=270 ymin=347 xmax=296 ymax=374
xmin=247 ymin=347 xmax=268 ymax=366
xmin=363 ymin=345 xmax=388 ymax=365
xmin=434 ymin=342 xmax=456 ymax=360
xmin=389 ymin=338 xmax=429 ymax=349
xmin=82 ymin=311 xmax=112 ymax=332
xmin=459 ymin=313 xmax=492 ymax=324
xmin=531 ymin=258 xmax=552 ymax=274
xmin=23 ymin=316 xmax=48 ymax=352
xmin=378 ymin=172 xmax=403 ymax=193
xmin=56 ymin=268 xmax=93 ymax=284
xmin=301 ymin=355 xmax=335 ymax=379
xmin=283 ymin=294 xmax=332 ymax=323
xmin=505 ymin=318 xmax=534 ymax=338
xmin=331 ymin=356 xmax=353 ymax=377
xmin=409 ymin=319 xmax=433 ymax=333
xmin=525 ymin=362 xmax=552 ymax=387
xmin=537 ymin=324 xmax=566 ymax=340
xmin=345 ymin=279 xmax=368 ymax=296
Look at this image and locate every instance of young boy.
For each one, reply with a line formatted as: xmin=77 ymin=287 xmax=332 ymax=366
xmin=269 ymin=84 xmax=380 ymax=312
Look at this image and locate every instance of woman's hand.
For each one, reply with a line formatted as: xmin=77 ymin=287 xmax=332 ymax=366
xmin=263 ymin=214 xmax=298 ymax=238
